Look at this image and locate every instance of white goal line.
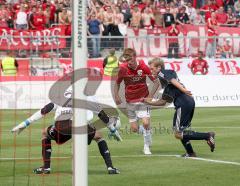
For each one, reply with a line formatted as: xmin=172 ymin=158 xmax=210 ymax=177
xmin=1 ymin=155 xmax=240 ymax=166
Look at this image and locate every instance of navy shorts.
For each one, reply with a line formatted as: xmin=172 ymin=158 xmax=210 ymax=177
xmin=173 ymin=94 xmax=195 ymax=132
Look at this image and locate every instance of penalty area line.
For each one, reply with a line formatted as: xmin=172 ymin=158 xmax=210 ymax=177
xmin=1 ymin=155 xmax=240 ymax=166
xmin=186 ymin=157 xmax=240 ymax=166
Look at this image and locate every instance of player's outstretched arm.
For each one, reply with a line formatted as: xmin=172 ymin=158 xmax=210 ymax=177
xmin=170 ymin=79 xmax=192 ymax=96
xmin=11 ymin=102 xmax=55 ymax=135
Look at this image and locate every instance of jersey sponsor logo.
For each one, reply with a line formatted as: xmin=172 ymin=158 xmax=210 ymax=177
xmin=132 ymin=76 xmax=143 ymax=82
xmin=137 ymin=70 xmax=143 ymax=76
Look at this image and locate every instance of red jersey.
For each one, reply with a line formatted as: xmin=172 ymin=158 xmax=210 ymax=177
xmin=223 ymin=44 xmax=232 ymax=52
xmin=116 ymin=61 xmax=154 ymax=103
xmin=207 ymin=18 xmax=217 ymax=43
xmin=33 ymin=14 xmax=46 ymax=29
xmin=201 ymin=4 xmax=218 ymax=21
xmin=191 ymin=58 xmax=208 ymax=74
xmin=167 ymin=25 xmax=180 ymax=43
xmin=216 ymin=12 xmax=228 ymax=24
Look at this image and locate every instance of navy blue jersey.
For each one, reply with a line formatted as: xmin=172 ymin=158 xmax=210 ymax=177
xmin=158 ymin=69 xmax=184 ymax=102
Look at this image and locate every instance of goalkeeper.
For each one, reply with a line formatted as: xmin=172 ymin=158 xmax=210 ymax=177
xmin=11 ymin=93 xmax=122 ymax=175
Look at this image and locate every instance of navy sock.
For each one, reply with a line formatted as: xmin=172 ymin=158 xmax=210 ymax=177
xmin=183 ymin=130 xmax=209 ymax=141
xmin=181 ymin=139 xmax=194 ymax=154
xmin=98 ymin=139 xmax=113 ymax=168
xmin=42 ymin=138 xmax=52 ymax=169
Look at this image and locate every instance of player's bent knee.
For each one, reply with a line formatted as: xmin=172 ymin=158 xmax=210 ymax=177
xmin=41 ymin=128 xmax=48 ymax=138
xmin=174 ymin=131 xmax=183 ymax=140
xmin=142 ymin=118 xmax=150 ymax=127
xmin=93 ymin=131 xmax=102 ymax=141
xmin=131 ymin=126 xmax=138 ymax=133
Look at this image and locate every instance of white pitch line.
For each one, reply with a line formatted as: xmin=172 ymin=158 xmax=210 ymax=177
xmin=1 ymin=155 xmax=240 ymax=166
xmin=186 ymin=157 xmax=240 ymax=166
xmin=0 ymin=157 xmax=70 ymax=160
xmin=193 ymin=127 xmax=240 ymax=129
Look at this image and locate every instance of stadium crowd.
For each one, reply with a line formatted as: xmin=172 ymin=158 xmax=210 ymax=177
xmin=0 ymin=0 xmax=238 ymax=59
xmin=0 ymin=0 xmax=72 ymax=30
xmin=87 ymin=0 xmax=240 ymax=31
xmin=0 ymin=0 xmax=239 ymax=33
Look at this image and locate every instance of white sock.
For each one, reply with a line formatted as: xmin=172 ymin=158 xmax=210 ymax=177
xmin=143 ymin=128 xmax=152 ymax=147
xmin=138 ymin=125 xmax=144 ymax=134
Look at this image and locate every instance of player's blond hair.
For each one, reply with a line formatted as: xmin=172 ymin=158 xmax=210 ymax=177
xmin=123 ymin=48 xmax=136 ymax=57
xmin=148 ymin=58 xmax=165 ymax=69
xmin=119 ymin=48 xmax=136 ymax=62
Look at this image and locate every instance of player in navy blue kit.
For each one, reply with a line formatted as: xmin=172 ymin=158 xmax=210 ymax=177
xmin=144 ymin=58 xmax=215 ymax=157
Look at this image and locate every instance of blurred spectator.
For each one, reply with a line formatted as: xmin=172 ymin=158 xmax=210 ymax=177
xmin=141 ymin=6 xmax=154 ymax=29
xmin=153 ymin=8 xmax=164 ymax=28
xmin=130 ymin=5 xmax=141 ymax=28
xmin=191 ymin=8 xmax=205 ymax=25
xmin=0 ymin=5 xmax=9 ymax=28
xmin=42 ymin=0 xmax=56 ymax=26
xmin=190 ymin=51 xmax=209 ymax=75
xmin=200 ymin=0 xmax=218 ymax=22
xmin=234 ymin=0 xmax=240 ymax=18
xmin=215 ymin=44 xmax=225 ymax=58
xmin=121 ymin=1 xmax=132 ymax=25
xmin=215 ymin=6 xmax=228 ymax=25
xmin=54 ymin=2 xmax=63 ymax=23
xmin=103 ymin=48 xmax=119 ymax=76
xmin=112 ymin=6 xmax=124 ymax=49
xmin=163 ymin=5 xmax=175 ymax=27
xmin=43 ymin=5 xmax=51 ymax=28
xmin=1 ymin=51 xmax=18 ymax=76
xmin=28 ymin=6 xmax=37 ymax=29
xmin=15 ymin=4 xmax=28 ymax=30
xmin=206 ymin=12 xmax=218 ymax=58
xmin=167 ymin=22 xmax=180 ymax=58
xmin=176 ymin=6 xmax=190 ymax=25
xmin=4 ymin=4 xmax=14 ymax=28
xmin=63 ymin=0 xmax=71 ymax=8
xmin=102 ymin=6 xmax=114 ymax=35
xmin=169 ymin=1 xmax=179 ymax=18
xmin=185 ymin=2 xmax=197 ymax=22
xmin=58 ymin=7 xmax=71 ymax=25
xmin=222 ymin=38 xmax=233 ymax=58
xmin=157 ymin=0 xmax=166 ymax=14
xmin=87 ymin=13 xmax=102 ymax=58
xmin=223 ymin=0 xmax=235 ymax=12
xmin=32 ymin=8 xmax=46 ymax=30
xmin=215 ymin=0 xmax=224 ymax=7
xmin=95 ymin=5 xmax=104 ymax=22
xmin=226 ymin=7 xmax=236 ymax=26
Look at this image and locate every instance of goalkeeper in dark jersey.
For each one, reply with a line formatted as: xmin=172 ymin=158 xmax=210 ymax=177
xmin=144 ymin=58 xmax=215 ymax=157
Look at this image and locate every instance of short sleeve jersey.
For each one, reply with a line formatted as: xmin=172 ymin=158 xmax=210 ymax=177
xmin=116 ymin=61 xmax=154 ymax=103
xmin=158 ymin=69 xmax=184 ymax=101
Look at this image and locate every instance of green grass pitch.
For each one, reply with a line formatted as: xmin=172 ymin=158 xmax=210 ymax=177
xmin=1 ymin=107 xmax=240 ymax=186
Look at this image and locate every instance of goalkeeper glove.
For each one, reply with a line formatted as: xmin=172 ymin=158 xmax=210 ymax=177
xmin=11 ymin=120 xmax=30 ymax=135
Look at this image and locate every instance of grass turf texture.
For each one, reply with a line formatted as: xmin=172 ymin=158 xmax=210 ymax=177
xmin=1 ymin=107 xmax=240 ymax=186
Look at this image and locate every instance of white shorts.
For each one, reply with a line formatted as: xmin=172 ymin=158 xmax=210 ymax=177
xmin=126 ymin=102 xmax=151 ymax=123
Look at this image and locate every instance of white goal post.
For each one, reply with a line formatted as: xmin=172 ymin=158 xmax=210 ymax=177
xmin=72 ymin=0 xmax=88 ymax=185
